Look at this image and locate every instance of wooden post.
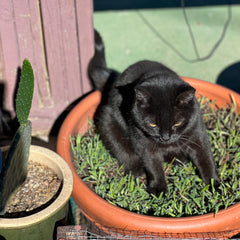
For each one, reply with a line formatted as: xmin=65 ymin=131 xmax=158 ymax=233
xmin=0 ymin=0 xmax=94 ymax=135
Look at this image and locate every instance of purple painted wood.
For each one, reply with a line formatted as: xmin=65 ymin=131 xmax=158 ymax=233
xmin=28 ymin=0 xmax=53 ymax=108
xmin=76 ymin=0 xmax=94 ymax=93
xmin=12 ymin=0 xmax=50 ymax=116
xmin=0 ymin=0 xmax=20 ymax=114
xmin=0 ymin=0 xmax=94 ymax=135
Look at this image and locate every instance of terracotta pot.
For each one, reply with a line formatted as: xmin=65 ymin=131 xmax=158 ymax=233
xmin=56 ymin=77 xmax=240 ymax=238
xmin=0 ymin=145 xmax=73 ymax=240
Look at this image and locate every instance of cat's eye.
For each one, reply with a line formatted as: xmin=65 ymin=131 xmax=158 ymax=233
xmin=149 ymin=123 xmax=157 ymax=128
xmin=174 ymin=121 xmax=182 ymax=127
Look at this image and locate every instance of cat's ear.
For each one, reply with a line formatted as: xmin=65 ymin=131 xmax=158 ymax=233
xmin=177 ymin=87 xmax=196 ymax=106
xmin=134 ymin=88 xmax=150 ymax=104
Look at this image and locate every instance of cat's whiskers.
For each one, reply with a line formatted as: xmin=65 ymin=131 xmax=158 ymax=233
xmin=176 ymin=141 xmax=190 ymax=153
xmin=178 ymin=135 xmax=202 ymax=149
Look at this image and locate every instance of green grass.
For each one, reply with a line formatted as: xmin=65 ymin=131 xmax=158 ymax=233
xmin=71 ymin=97 xmax=240 ymax=217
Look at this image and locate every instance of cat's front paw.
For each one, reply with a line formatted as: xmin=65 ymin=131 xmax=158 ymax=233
xmin=213 ymin=177 xmax=221 ymax=187
xmin=130 ymin=168 xmax=145 ymax=177
xmin=205 ymin=175 xmax=220 ymax=188
xmin=147 ymin=182 xmax=168 ymax=196
xmin=210 ymin=176 xmax=221 ymax=192
xmin=125 ymin=165 xmax=144 ymax=177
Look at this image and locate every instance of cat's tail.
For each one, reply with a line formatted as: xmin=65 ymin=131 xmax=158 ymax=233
xmin=88 ymin=30 xmax=118 ymax=91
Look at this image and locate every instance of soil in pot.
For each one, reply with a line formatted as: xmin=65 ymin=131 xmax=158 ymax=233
xmin=70 ymin=96 xmax=240 ymax=218
xmin=1 ymin=160 xmax=62 ymax=218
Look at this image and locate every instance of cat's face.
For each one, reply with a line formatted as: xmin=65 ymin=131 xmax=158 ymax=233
xmin=132 ymin=80 xmax=196 ymax=145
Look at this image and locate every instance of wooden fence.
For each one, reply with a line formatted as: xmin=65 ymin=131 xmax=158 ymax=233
xmin=0 ymin=0 xmax=94 ymax=135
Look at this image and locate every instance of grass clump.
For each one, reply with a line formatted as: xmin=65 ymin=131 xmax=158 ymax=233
xmin=71 ymin=97 xmax=240 ymax=217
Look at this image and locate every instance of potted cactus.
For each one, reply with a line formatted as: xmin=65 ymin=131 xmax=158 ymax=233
xmin=0 ymin=59 xmax=33 ymax=214
xmin=0 ymin=59 xmax=73 ymax=240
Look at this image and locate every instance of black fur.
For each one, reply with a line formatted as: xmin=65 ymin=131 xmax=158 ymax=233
xmin=88 ymin=30 xmax=220 ymax=195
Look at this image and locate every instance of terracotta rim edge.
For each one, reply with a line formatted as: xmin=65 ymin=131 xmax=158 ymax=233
xmin=56 ymin=78 xmax=240 ymax=236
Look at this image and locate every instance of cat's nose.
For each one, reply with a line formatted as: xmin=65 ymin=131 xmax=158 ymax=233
xmin=161 ymin=133 xmax=170 ymax=142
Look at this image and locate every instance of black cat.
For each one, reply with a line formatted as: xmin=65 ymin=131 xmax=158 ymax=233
xmin=88 ymin=30 xmax=220 ymax=195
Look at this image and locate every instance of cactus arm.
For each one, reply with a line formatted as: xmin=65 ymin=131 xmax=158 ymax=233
xmin=16 ymin=59 xmax=34 ymax=126
xmin=0 ymin=59 xmax=34 ymax=215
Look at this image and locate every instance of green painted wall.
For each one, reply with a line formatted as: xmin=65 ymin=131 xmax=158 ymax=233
xmin=93 ymin=5 xmax=240 ymax=90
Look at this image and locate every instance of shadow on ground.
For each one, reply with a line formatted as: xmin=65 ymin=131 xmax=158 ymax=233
xmin=217 ymin=62 xmax=240 ymax=94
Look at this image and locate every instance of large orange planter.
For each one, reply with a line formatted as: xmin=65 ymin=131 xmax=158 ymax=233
xmin=57 ymin=77 xmax=240 ymax=238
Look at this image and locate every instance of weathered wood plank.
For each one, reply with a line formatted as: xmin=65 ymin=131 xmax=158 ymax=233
xmin=76 ymin=0 xmax=94 ymax=93
xmin=39 ymin=0 xmax=67 ymax=108
xmin=40 ymin=0 xmax=84 ymax=106
xmin=0 ymin=0 xmax=20 ymax=113
xmin=58 ymin=0 xmax=83 ymax=102
xmin=12 ymin=0 xmax=40 ymax=114
xmin=28 ymin=0 xmax=53 ymax=108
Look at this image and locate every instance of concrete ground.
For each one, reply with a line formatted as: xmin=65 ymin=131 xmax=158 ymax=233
xmin=93 ymin=3 xmax=240 ymax=93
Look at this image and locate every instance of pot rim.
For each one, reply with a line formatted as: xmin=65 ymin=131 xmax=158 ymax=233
xmin=56 ymin=77 xmax=240 ymax=236
xmin=0 ymin=145 xmax=73 ymax=228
